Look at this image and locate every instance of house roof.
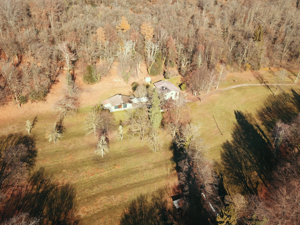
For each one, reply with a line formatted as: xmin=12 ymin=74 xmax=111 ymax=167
xmin=154 ymin=80 xmax=181 ymax=94
xmin=102 ymin=94 xmax=131 ymax=106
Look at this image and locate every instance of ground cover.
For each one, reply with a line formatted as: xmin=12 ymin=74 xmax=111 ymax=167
xmin=0 ymin=67 xmax=299 ymax=224
xmin=190 ymin=84 xmax=296 ymax=161
xmin=0 ymin=107 xmax=176 ymax=225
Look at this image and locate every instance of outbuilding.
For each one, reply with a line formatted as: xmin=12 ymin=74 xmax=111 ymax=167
xmin=154 ymin=80 xmax=181 ymax=100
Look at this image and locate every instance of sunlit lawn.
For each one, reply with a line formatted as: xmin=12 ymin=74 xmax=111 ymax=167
xmin=190 ymin=85 xmax=295 ymax=161
xmin=218 ymin=68 xmax=296 ymax=89
xmin=0 ymin=69 xmax=298 ymax=224
xmin=0 ymin=108 xmax=176 ymax=225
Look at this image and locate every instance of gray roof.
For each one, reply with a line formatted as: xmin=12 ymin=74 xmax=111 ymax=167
xmin=154 ymin=80 xmax=181 ymax=94
xmin=102 ymin=94 xmax=131 ymax=106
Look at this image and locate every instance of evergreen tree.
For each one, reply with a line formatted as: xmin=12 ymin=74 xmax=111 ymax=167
xmin=150 ymin=89 xmax=162 ymax=130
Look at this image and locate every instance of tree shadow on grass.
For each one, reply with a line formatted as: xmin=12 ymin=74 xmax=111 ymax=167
xmin=220 ymin=111 xmax=274 ymax=195
xmin=257 ymin=89 xmax=300 ymax=133
xmin=0 ymin=134 xmax=80 ymax=224
xmin=0 ymin=133 xmax=37 ymax=170
xmin=119 ymin=187 xmax=176 ymax=225
xmin=2 ymin=168 xmax=80 ymax=224
xmin=169 ymin=136 xmax=217 ymax=225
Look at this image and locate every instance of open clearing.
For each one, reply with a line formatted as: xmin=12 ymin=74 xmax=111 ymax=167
xmin=0 ymin=66 xmax=298 ymax=224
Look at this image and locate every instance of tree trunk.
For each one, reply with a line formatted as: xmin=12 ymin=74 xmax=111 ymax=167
xmin=294 ymin=70 xmax=300 ymax=83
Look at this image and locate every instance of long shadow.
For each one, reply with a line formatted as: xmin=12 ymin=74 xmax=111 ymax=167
xmin=0 ymin=134 xmax=80 ymax=224
xmin=257 ymin=89 xmax=300 ymax=132
xmin=120 ymin=136 xmax=216 ymax=224
xmin=119 ymin=188 xmax=175 ymax=225
xmin=169 ymin=135 xmax=217 ymax=225
xmin=2 ymin=168 xmax=80 ymax=224
xmin=251 ymin=70 xmax=274 ymax=95
xmin=0 ymin=133 xmax=37 ymax=169
xmin=220 ymin=111 xmax=274 ymax=195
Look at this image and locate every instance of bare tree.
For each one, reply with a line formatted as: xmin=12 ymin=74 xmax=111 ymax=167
xmin=118 ymin=125 xmax=123 ymax=141
xmin=134 ymin=85 xmax=147 ymax=98
xmin=294 ymin=68 xmax=300 ymax=83
xmin=95 ymin=136 xmax=109 ymax=157
xmin=58 ymin=42 xmax=77 ymax=71
xmin=255 ymin=156 xmax=300 ymax=224
xmin=0 ymin=144 xmax=28 ymax=191
xmin=215 ymin=63 xmax=227 ymax=90
xmin=1 ymin=63 xmax=22 ymax=107
xmin=85 ymin=105 xmax=113 ymax=138
xmin=3 ymin=213 xmax=39 ymax=225
xmin=85 ymin=105 xmax=103 ymax=137
xmin=54 ymin=88 xmax=79 ymax=117
xmin=47 ymin=120 xmax=64 ymax=143
xmin=163 ymin=95 xmax=190 ymax=138
xmin=145 ymin=41 xmax=159 ymax=74
xmin=25 ymin=117 xmax=37 ymax=135
xmin=128 ymin=105 xmax=150 ymax=140
xmin=148 ymin=129 xmax=160 ymax=152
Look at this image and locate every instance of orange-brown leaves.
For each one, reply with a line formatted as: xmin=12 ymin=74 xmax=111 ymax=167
xmin=141 ymin=22 xmax=154 ymax=42
xmin=166 ymin=36 xmax=177 ymax=63
xmin=96 ymin=27 xmax=106 ymax=45
xmin=116 ymin=16 xmax=130 ymax=33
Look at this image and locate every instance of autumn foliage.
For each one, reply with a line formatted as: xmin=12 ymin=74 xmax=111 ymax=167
xmin=140 ymin=22 xmax=154 ymax=42
xmin=116 ymin=16 xmax=130 ymax=33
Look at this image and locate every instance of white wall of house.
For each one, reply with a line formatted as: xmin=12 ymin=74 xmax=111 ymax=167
xmin=109 ymin=103 xmax=133 ymax=112
xmin=131 ymin=97 xmax=148 ymax=104
xmin=164 ymin=91 xmax=179 ymax=100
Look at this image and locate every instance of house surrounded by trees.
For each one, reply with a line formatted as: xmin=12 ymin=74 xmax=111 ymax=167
xmin=102 ymin=81 xmax=181 ymax=112
xmin=154 ymin=80 xmax=181 ymax=100
xmin=102 ymin=94 xmax=133 ymax=112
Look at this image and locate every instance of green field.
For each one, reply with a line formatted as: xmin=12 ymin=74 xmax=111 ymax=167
xmin=0 ymin=69 xmax=298 ymax=224
xmin=0 ymin=108 xmax=176 ymax=224
xmin=190 ymin=85 xmax=295 ymax=161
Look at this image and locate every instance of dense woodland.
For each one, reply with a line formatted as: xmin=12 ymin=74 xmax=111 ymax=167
xmin=1 ymin=0 xmax=300 ymax=224
xmin=1 ymin=0 xmax=300 ymax=104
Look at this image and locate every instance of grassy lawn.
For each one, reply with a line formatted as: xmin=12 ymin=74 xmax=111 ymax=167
xmin=0 ymin=109 xmax=176 ymax=225
xmin=218 ymin=68 xmax=296 ymax=89
xmin=0 ymin=68 xmax=298 ymax=224
xmin=165 ymin=76 xmax=182 ymax=87
xmin=190 ymin=85 xmax=295 ymax=161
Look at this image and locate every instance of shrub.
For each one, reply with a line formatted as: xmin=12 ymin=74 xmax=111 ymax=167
xmin=83 ymin=65 xmax=99 ymax=84
xmin=29 ymin=89 xmax=47 ymax=101
xmin=131 ymin=82 xmax=139 ymax=91
xmin=18 ymin=95 xmax=28 ymax=104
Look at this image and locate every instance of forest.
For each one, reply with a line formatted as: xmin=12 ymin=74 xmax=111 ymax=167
xmin=0 ymin=0 xmax=300 ymax=224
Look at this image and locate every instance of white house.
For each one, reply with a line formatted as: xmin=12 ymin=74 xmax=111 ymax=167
xmin=102 ymin=80 xmax=181 ymax=113
xmin=154 ymin=80 xmax=181 ymax=100
xmin=102 ymin=94 xmax=133 ymax=112
xmin=102 ymin=94 xmax=148 ymax=112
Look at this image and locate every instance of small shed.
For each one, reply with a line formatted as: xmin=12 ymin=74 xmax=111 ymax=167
xmin=171 ymin=194 xmax=182 ymax=209
xmin=145 ymin=77 xmax=152 ymax=83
